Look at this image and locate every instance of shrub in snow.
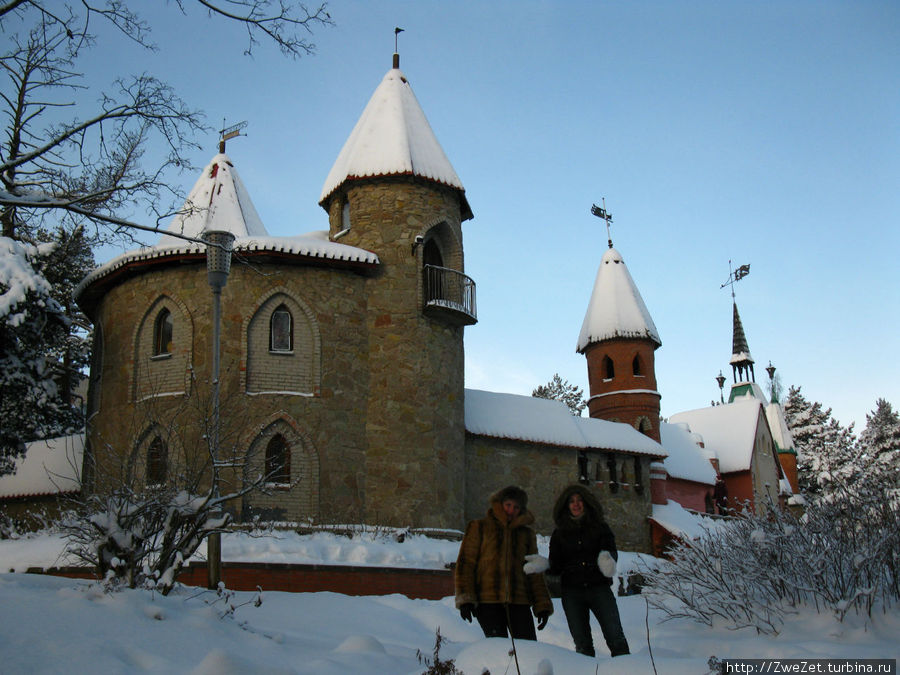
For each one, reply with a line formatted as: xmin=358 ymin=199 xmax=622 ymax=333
xmin=641 ymin=488 xmax=900 ymax=635
xmin=416 ymin=627 xmax=464 ymax=675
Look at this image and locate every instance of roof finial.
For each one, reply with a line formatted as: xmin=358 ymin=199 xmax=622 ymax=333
xmin=218 ymin=119 xmax=248 ymax=153
xmin=393 ymin=27 xmax=404 ymax=69
xmin=590 ymin=198 xmax=614 ymax=248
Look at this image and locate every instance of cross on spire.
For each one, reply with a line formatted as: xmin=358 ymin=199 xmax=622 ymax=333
xmin=590 ymin=198 xmax=614 ymax=248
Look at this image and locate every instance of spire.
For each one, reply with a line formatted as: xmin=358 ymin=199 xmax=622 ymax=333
xmin=577 ymin=247 xmax=660 ymax=353
xmin=318 ymin=63 xmax=472 ymax=220
xmin=730 ymin=301 xmax=755 ymax=383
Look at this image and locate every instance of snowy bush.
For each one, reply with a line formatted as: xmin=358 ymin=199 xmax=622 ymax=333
xmin=62 ymin=485 xmax=230 ymax=594
xmin=642 ymin=489 xmax=900 ymax=634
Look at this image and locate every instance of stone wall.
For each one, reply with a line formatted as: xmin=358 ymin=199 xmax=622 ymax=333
xmin=464 ymin=434 xmax=654 ymax=552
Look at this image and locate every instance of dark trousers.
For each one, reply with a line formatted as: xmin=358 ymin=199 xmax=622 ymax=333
xmin=561 ymin=585 xmax=630 ymax=657
xmin=475 ymin=603 xmax=537 ymax=641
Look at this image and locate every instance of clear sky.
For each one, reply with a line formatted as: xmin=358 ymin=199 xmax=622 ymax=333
xmin=84 ymin=1 xmax=898 ymax=431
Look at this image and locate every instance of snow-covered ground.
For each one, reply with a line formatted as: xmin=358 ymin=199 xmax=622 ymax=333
xmin=1 ymin=529 xmax=896 ymax=674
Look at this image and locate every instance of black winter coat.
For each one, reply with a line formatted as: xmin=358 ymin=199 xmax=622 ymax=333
xmin=548 ymin=485 xmax=618 ymax=590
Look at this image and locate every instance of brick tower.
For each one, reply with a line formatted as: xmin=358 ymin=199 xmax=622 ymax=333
xmin=318 ymin=53 xmax=476 ymax=527
xmin=577 ymin=243 xmax=662 ymax=442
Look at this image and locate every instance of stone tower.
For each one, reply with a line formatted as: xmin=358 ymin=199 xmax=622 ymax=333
xmin=318 ymin=54 xmax=476 ymax=527
xmin=577 ymin=246 xmax=662 ymax=442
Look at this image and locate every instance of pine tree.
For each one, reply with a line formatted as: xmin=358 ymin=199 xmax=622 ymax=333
xmin=859 ymin=399 xmax=900 ymax=484
xmin=533 ymin=373 xmax=587 ymax=416
xmin=783 ymin=385 xmax=856 ymax=496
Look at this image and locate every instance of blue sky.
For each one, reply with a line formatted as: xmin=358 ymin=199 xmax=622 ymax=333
xmin=85 ymin=1 xmax=898 ymax=430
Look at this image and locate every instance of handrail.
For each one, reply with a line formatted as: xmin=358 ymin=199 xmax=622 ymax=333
xmin=423 ymin=264 xmax=477 ymax=322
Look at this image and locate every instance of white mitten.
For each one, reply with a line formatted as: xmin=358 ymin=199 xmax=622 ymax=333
xmin=523 ymin=553 xmax=550 ymax=575
xmin=597 ymin=550 xmax=616 ymax=577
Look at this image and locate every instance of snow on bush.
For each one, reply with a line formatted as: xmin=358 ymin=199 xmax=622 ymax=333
xmin=642 ymin=488 xmax=900 ymax=635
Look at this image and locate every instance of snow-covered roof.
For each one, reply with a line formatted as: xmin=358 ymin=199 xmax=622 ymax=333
xmin=158 ymin=153 xmax=267 ymax=246
xmin=319 ymin=66 xmax=471 ymax=218
xmin=0 ymin=434 xmax=83 ymax=500
xmin=649 ymin=500 xmax=725 ymax=540
xmin=766 ymin=401 xmax=795 ymax=453
xmin=576 ymin=247 xmax=661 ymax=353
xmin=464 ymin=388 xmax=666 ymax=456
xmin=659 ymin=422 xmax=718 ymax=485
xmin=669 ymin=397 xmax=764 ymax=474
xmin=75 ymin=151 xmax=379 ymax=299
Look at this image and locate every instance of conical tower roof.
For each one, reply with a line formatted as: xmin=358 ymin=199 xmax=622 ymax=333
xmin=576 ymin=247 xmax=661 ymax=353
xmin=158 ymin=152 xmax=267 ymax=246
xmin=318 ymin=64 xmax=472 ymax=220
xmin=729 ymin=301 xmax=754 ymax=367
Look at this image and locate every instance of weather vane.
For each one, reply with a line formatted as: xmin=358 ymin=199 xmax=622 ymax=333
xmin=394 ymin=26 xmax=404 ymax=52
xmin=720 ymin=260 xmax=750 ymax=300
xmin=591 ymin=198 xmax=614 ymax=248
xmin=218 ymin=119 xmax=248 ymax=152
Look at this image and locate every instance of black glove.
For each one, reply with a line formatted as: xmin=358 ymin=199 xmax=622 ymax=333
xmin=459 ymin=603 xmax=474 ymax=623
xmin=536 ymin=611 xmax=550 ymax=631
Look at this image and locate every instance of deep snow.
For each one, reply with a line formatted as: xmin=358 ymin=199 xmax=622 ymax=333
xmin=0 ymin=529 xmax=896 ymax=674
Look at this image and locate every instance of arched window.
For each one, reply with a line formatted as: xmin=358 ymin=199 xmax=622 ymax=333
xmin=147 ymin=436 xmax=167 ymax=485
xmin=270 ymin=305 xmax=293 ymax=352
xmin=265 ymin=434 xmax=290 ymax=485
xmin=153 ymin=308 xmax=173 ymax=356
xmin=632 ymin=354 xmax=643 ymax=376
xmin=602 ymin=355 xmax=615 ymax=380
xmin=423 ymin=239 xmax=443 ymax=268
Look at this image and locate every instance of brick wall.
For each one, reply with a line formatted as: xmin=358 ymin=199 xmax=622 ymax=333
xmin=28 ymin=562 xmax=454 ymax=600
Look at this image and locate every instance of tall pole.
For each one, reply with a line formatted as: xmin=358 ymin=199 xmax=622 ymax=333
xmin=203 ymin=230 xmax=234 ymax=590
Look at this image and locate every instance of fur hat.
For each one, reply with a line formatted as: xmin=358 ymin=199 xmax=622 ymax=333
xmin=496 ymin=485 xmax=528 ymax=509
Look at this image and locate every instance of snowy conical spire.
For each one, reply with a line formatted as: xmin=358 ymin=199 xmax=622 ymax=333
xmin=318 ymin=65 xmax=472 ymax=220
xmin=576 ymin=247 xmax=661 ymax=353
xmin=729 ymin=301 xmax=755 ymax=383
xmin=158 ymin=152 xmax=267 ymax=247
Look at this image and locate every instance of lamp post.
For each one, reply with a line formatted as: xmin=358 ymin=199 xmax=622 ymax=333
xmin=715 ymin=370 xmax=726 ymax=404
xmin=202 ymin=229 xmax=235 ymax=590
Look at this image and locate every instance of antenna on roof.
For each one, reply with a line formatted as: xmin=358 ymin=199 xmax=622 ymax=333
xmin=590 ymin=198 xmax=614 ymax=248
xmin=720 ymin=260 xmax=751 ymax=300
xmin=218 ymin=119 xmax=248 ymax=153
xmin=393 ymin=27 xmax=404 ymax=69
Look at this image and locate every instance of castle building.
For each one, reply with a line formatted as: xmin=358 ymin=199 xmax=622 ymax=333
xmin=71 ymin=52 xmax=794 ymax=555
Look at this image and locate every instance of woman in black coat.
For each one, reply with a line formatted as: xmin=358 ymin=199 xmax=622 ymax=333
xmin=548 ymin=484 xmax=630 ymax=658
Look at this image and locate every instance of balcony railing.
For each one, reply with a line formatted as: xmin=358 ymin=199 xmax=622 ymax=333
xmin=423 ymin=264 xmax=477 ymax=326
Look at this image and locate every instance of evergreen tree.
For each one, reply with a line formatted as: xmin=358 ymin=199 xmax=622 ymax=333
xmin=532 ymin=373 xmax=587 ymax=417
xmin=783 ymin=385 xmax=856 ymax=496
xmin=859 ymin=399 xmax=900 ymax=484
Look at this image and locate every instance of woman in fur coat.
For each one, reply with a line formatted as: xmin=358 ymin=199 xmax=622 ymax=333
xmin=548 ymin=484 xmax=630 ymax=657
xmin=454 ymin=485 xmax=553 ymax=640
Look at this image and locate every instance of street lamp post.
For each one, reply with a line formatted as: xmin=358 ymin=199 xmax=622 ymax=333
xmin=203 ymin=229 xmax=235 ymax=590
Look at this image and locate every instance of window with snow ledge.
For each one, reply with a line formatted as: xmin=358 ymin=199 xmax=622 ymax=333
xmin=633 ymin=457 xmax=644 ymax=494
xmin=270 ymin=305 xmax=293 ymax=352
xmin=602 ymin=355 xmax=615 ymax=380
xmin=632 ymin=355 xmax=643 ymax=377
xmin=341 ymin=199 xmax=351 ymax=231
xmin=265 ymin=434 xmax=290 ymax=486
xmin=153 ymin=308 xmax=173 ymax=356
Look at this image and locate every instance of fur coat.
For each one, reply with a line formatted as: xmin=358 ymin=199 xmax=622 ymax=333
xmin=454 ymin=492 xmax=553 ymax=616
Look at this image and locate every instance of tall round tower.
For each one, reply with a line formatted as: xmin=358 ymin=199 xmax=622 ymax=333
xmin=318 ymin=54 xmax=476 ymax=527
xmin=577 ymin=246 xmax=662 ymax=442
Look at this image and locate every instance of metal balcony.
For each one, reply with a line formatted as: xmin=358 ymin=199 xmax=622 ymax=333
xmin=423 ymin=264 xmax=477 ymax=326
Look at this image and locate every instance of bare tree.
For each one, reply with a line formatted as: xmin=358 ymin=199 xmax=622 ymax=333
xmin=0 ymin=0 xmax=331 ymax=467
